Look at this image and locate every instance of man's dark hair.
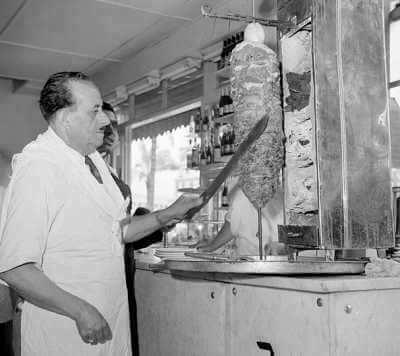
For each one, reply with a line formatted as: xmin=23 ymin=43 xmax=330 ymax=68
xmin=39 ymin=72 xmax=90 ymax=121
xmin=102 ymin=101 xmax=115 ymax=114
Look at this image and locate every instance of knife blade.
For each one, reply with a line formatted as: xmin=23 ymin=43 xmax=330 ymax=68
xmin=184 ymin=252 xmax=257 ymax=262
xmin=184 ymin=114 xmax=270 ymax=220
xmin=184 ymin=252 xmax=232 ymax=261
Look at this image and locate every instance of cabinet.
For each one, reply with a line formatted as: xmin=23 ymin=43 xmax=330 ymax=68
xmin=136 ymin=267 xmax=400 ymax=356
xmin=228 ymin=285 xmax=328 ymax=356
xmin=135 ymin=270 xmax=227 ymax=356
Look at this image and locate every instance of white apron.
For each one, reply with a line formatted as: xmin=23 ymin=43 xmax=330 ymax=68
xmin=0 ymin=128 xmax=131 ymax=356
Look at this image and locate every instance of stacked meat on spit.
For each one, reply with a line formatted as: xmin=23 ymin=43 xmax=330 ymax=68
xmin=230 ymin=23 xmax=284 ymax=210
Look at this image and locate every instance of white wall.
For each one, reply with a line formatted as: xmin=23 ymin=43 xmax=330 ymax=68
xmin=0 ymin=78 xmax=46 ymax=156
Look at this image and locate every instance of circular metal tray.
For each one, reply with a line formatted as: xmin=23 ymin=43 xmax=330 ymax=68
xmin=165 ymin=259 xmax=367 ymax=275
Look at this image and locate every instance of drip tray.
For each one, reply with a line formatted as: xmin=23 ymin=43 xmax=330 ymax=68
xmin=165 ymin=256 xmax=367 ymax=275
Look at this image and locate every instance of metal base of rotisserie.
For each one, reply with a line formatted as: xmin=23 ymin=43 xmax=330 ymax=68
xmin=165 ymin=257 xmax=367 ymax=275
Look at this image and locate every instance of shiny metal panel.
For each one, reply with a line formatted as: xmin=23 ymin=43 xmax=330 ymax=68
xmin=280 ymin=0 xmax=393 ymax=249
xmin=313 ymin=0 xmax=344 ymax=248
xmin=165 ymin=259 xmax=366 ymax=275
xmin=339 ymin=0 xmax=392 ymax=248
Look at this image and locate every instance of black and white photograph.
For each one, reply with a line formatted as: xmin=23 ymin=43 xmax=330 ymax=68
xmin=0 ymin=0 xmax=400 ymax=355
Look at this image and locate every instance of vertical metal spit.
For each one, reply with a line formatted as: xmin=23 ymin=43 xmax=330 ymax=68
xmin=257 ymin=207 xmax=263 ymax=260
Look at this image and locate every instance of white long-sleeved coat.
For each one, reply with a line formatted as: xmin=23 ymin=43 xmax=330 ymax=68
xmin=0 ymin=128 xmax=131 ymax=356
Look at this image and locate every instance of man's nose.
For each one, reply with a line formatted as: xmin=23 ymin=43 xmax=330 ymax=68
xmin=98 ymin=110 xmax=110 ymax=125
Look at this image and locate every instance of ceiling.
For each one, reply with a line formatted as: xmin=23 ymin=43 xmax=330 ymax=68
xmin=0 ymin=0 xmax=225 ymax=93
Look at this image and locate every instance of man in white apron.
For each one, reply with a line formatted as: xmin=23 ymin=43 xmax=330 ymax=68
xmin=196 ymin=177 xmax=286 ymax=256
xmin=0 ymin=72 xmax=201 ymax=356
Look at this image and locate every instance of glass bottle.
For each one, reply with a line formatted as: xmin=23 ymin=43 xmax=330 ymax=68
xmin=219 ymin=40 xmax=227 ymax=70
xmin=191 ymin=144 xmax=198 ymax=168
xmin=206 ymin=145 xmax=212 ymax=164
xmin=221 ymin=184 xmax=229 ymax=207
xmin=220 ymin=131 xmax=225 ymax=156
xmin=200 ymin=148 xmax=207 ymax=166
xmin=218 ymin=88 xmax=225 ymax=117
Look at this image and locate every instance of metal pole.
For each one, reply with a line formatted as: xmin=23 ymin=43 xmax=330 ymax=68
xmin=201 ymin=5 xmax=295 ymax=29
xmin=257 ymin=207 xmax=263 ymax=260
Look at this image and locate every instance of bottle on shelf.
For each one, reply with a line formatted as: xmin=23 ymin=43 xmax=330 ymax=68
xmin=186 ymin=114 xmax=195 ymax=168
xmin=218 ymin=88 xmax=225 ymax=117
xmin=202 ymin=113 xmax=209 ymax=131
xmin=189 ymin=114 xmax=195 ymax=137
xmin=191 ymin=143 xmax=199 ymax=168
xmin=225 ymin=38 xmax=232 ymax=66
xmin=230 ymin=35 xmax=237 ymax=58
xmin=221 ymin=87 xmax=227 ymax=116
xmin=214 ymin=142 xmax=221 ymax=162
xmin=220 ymin=126 xmax=235 ymax=156
xmin=226 ymin=90 xmax=234 ymax=115
xmin=186 ymin=147 xmax=192 ymax=169
xmin=220 ymin=131 xmax=226 ymax=156
xmin=225 ymin=131 xmax=232 ymax=155
xmin=206 ymin=144 xmax=212 ymax=165
xmin=231 ymin=129 xmax=236 ymax=153
xmin=200 ymin=148 xmax=207 ymax=166
xmin=221 ymin=184 xmax=229 ymax=207
xmin=194 ymin=112 xmax=201 ymax=133
xmin=223 ymin=87 xmax=230 ymax=116
xmin=218 ymin=39 xmax=227 ymax=70
xmin=218 ymin=31 xmax=244 ymax=71
xmin=235 ymin=32 xmax=241 ymax=47
xmin=213 ymin=123 xmax=221 ymax=162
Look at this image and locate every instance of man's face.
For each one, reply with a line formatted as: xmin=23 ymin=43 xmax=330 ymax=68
xmin=65 ymin=81 xmax=110 ymax=155
xmin=102 ymin=110 xmax=120 ymax=153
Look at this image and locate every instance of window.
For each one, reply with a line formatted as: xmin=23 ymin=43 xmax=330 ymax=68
xmin=390 ymin=1 xmax=400 ymax=104
xmin=130 ymin=124 xmax=201 ymax=244
xmin=130 ymin=125 xmax=199 ymax=210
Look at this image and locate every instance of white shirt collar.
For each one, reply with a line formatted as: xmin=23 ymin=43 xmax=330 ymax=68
xmin=46 ymin=126 xmax=85 ymax=166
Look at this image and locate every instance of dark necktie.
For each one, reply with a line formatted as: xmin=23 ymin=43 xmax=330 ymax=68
xmin=110 ymin=171 xmax=132 ymax=214
xmin=85 ymin=156 xmax=103 ymax=184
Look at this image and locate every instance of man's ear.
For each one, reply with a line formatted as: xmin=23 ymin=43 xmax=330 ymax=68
xmin=56 ymin=108 xmax=71 ymax=128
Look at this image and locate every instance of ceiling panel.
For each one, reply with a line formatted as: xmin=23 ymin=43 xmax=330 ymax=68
xmin=84 ymin=15 xmax=189 ymax=75
xmin=1 ymin=0 xmax=161 ymax=58
xmin=0 ymin=42 xmax=102 ymax=81
xmin=0 ymin=0 xmax=26 ymax=34
xmin=103 ymin=17 xmax=188 ymax=61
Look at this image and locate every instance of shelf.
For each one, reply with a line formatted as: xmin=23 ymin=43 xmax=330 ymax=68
xmin=215 ymin=112 xmax=234 ymax=125
xmin=199 ymin=159 xmax=233 ymax=180
xmin=200 ymin=162 xmax=225 ymax=180
xmin=177 ymin=187 xmax=205 ymax=194
xmin=215 ymin=66 xmax=231 ymax=80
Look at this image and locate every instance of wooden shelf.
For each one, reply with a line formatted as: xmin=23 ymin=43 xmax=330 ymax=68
xmin=215 ymin=66 xmax=231 ymax=80
xmin=215 ymin=112 xmax=234 ymax=125
xmin=200 ymin=162 xmax=225 ymax=180
xmin=177 ymin=187 xmax=205 ymax=194
xmin=199 ymin=158 xmax=234 ymax=180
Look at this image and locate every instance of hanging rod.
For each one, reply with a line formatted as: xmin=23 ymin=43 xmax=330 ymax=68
xmin=200 ymin=5 xmax=297 ymax=29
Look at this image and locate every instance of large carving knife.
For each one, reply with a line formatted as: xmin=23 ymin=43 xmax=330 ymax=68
xmin=185 ymin=114 xmax=270 ymax=220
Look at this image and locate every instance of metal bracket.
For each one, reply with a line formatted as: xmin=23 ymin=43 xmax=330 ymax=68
xmin=281 ymin=16 xmax=312 ymax=38
xmin=201 ymin=5 xmax=296 ymax=30
xmin=278 ymin=225 xmax=319 ymax=249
